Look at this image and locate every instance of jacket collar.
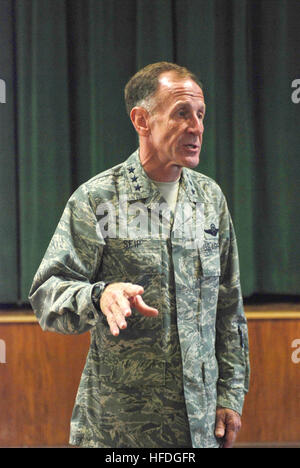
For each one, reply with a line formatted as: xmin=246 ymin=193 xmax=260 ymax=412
xmin=123 ymin=148 xmax=201 ymax=204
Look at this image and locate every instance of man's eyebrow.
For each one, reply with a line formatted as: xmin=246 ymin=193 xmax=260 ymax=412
xmin=172 ymin=101 xmax=206 ymax=112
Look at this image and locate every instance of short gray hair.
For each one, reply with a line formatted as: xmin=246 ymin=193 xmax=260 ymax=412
xmin=124 ymin=61 xmax=203 ymax=116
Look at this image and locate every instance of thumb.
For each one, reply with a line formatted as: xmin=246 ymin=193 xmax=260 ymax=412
xmin=130 ymin=294 xmax=159 ymax=317
xmin=215 ymin=417 xmax=226 ymax=438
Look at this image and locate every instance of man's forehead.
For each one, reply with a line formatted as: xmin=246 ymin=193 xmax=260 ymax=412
xmin=157 ymin=71 xmax=205 ymax=102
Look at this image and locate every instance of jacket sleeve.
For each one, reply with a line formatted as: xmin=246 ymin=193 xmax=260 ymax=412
xmin=28 ymin=184 xmax=106 ymax=335
xmin=215 ymin=194 xmax=250 ymax=415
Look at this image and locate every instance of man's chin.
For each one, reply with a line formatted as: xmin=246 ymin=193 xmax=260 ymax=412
xmin=182 ymin=154 xmax=200 ymax=169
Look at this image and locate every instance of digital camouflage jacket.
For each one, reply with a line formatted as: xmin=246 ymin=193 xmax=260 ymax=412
xmin=29 ymin=149 xmax=250 ymax=448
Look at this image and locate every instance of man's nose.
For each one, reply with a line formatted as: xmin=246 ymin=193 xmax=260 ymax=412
xmin=187 ymin=113 xmax=204 ymax=134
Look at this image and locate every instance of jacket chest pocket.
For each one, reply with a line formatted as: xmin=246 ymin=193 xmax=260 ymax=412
xmin=199 ymin=241 xmax=221 ymax=277
xmin=200 ymin=203 xmax=220 ymax=276
xmin=100 ymin=238 xmax=162 ymax=280
xmin=99 ymin=238 xmax=162 ymax=317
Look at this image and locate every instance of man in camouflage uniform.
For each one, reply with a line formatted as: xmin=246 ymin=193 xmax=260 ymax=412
xmin=29 ymin=62 xmax=250 ymax=448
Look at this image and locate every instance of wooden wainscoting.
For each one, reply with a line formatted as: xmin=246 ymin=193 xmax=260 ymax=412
xmin=236 ymin=304 xmax=300 ymax=448
xmin=0 ymin=312 xmax=90 ymax=447
xmin=0 ymin=305 xmax=300 ymax=447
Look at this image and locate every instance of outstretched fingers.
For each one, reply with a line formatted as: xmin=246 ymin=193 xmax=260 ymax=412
xmin=99 ymin=282 xmax=158 ymax=336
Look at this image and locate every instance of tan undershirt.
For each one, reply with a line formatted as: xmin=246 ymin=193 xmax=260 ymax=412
xmin=150 ymin=177 xmax=180 ymax=213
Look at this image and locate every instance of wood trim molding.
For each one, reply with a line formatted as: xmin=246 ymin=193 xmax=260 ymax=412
xmin=245 ymin=303 xmax=300 ymax=320
xmin=1 ymin=304 xmax=300 ymax=323
xmin=245 ymin=311 xmax=300 ymax=320
xmin=0 ymin=310 xmax=38 ymax=323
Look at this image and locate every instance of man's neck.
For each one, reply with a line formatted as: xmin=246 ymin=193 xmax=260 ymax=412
xmin=139 ymin=147 xmax=182 ymax=182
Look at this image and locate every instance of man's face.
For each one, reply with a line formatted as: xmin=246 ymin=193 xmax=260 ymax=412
xmin=147 ymin=71 xmax=206 ymax=171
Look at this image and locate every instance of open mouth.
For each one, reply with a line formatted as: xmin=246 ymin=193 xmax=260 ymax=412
xmin=184 ymin=144 xmax=199 ymax=149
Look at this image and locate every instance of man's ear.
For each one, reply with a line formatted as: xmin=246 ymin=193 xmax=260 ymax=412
xmin=130 ymin=107 xmax=150 ymax=137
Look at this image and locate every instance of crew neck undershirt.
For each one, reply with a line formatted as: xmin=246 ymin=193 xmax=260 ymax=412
xmin=150 ymin=177 xmax=180 ymax=213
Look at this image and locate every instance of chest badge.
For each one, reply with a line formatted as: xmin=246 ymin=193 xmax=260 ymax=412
xmin=204 ymin=223 xmax=219 ymax=237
